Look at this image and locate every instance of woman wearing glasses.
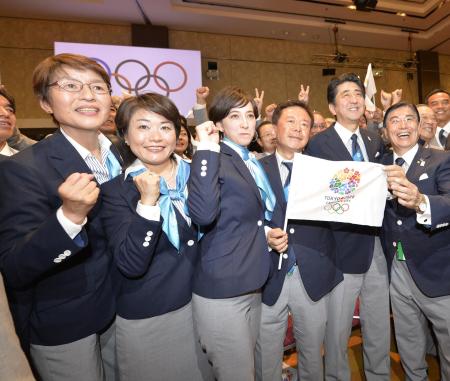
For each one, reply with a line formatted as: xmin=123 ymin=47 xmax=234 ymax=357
xmin=100 ymin=93 xmax=211 ymax=381
xmin=188 ymin=86 xmax=275 ymax=381
xmin=0 ymin=54 xmax=121 ymax=380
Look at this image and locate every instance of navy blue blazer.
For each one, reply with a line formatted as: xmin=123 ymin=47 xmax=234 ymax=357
xmin=101 ymin=175 xmax=199 ymax=319
xmin=0 ymin=132 xmax=115 ymax=347
xmin=381 ymin=146 xmax=450 ymax=297
xmin=305 ymin=125 xmax=385 ymax=273
xmin=259 ymin=154 xmax=343 ymax=304
xmin=187 ymin=143 xmax=271 ymax=298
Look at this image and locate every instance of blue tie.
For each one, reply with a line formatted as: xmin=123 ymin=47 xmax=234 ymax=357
xmin=128 ymin=160 xmax=194 ymax=251
xmin=223 ymin=138 xmax=276 ymax=221
xmin=351 ymin=134 xmax=364 ymax=162
xmin=395 ymin=157 xmax=405 ymax=167
xmin=282 ymin=161 xmax=293 ymax=201
xmin=106 ymin=150 xmax=122 ymax=180
xmin=439 ymin=129 xmax=447 ymax=147
xmin=280 ymin=161 xmax=296 ymax=275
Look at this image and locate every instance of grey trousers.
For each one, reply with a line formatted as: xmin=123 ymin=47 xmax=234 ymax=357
xmin=325 ymin=237 xmax=391 ymax=381
xmin=116 ymin=302 xmax=213 ymax=381
xmin=390 ymin=259 xmax=450 ymax=381
xmin=192 ymin=291 xmax=262 ymax=381
xmin=31 ymin=334 xmax=104 ymax=381
xmin=255 ymin=265 xmax=328 ymax=381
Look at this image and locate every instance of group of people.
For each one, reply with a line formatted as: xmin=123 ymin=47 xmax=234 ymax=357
xmin=0 ymin=52 xmax=449 ymax=381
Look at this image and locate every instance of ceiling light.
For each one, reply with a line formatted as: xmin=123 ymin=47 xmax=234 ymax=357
xmin=347 ymin=5 xmax=356 ymax=10
xmin=396 ymin=12 xmax=407 ymax=17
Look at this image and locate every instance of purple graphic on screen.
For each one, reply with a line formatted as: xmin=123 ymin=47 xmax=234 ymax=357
xmin=55 ymin=42 xmax=202 ymax=116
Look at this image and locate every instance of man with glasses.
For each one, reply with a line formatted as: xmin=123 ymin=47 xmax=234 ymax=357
xmin=382 ymin=102 xmax=450 ymax=380
xmin=310 ymin=111 xmax=328 ymax=138
xmin=255 ymin=121 xmax=277 ymax=158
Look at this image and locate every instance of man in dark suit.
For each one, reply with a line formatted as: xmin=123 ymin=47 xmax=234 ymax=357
xmin=255 ymin=100 xmax=342 ymax=381
xmin=426 ymin=89 xmax=450 ymax=151
xmin=0 ymin=54 xmax=121 ymax=380
xmin=305 ymin=73 xmax=390 ymax=381
xmin=382 ymin=102 xmax=450 ymax=380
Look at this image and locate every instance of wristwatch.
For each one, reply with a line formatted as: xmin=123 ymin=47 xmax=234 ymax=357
xmin=416 ymin=194 xmax=427 ymax=214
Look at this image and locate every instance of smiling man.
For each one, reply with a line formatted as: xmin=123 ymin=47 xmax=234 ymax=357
xmin=0 ymin=86 xmax=19 ymax=157
xmin=426 ymin=89 xmax=450 ymax=150
xmin=306 ymin=73 xmax=390 ymax=381
xmin=256 ymin=100 xmax=342 ymax=381
xmin=382 ymin=102 xmax=450 ymax=380
xmin=417 ymin=104 xmax=441 ymax=149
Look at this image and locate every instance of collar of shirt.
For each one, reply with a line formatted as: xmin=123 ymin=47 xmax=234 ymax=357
xmin=222 ymin=139 xmax=255 ymax=160
xmin=393 ymin=143 xmax=419 ymax=171
xmin=60 ymin=128 xmax=112 ymax=162
xmin=124 ymin=154 xmax=183 ymax=180
xmin=333 ymin=121 xmax=368 ymax=161
xmin=275 ymin=150 xmax=296 ymax=184
xmin=0 ymin=142 xmax=18 ymax=156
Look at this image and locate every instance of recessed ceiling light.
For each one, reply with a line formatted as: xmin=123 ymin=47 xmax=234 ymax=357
xmin=396 ymin=12 xmax=407 ymax=17
xmin=300 ymin=32 xmax=307 ymax=37
xmin=284 ymin=31 xmax=289 ymax=35
xmin=347 ymin=5 xmax=356 ymax=10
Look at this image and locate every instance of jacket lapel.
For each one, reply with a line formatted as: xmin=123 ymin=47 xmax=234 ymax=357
xmin=261 ymin=154 xmax=286 ymax=215
xmin=327 ymin=126 xmax=353 ymax=161
xmin=220 ymin=142 xmax=262 ymax=206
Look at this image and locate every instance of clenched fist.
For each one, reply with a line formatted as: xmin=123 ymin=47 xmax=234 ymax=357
xmin=59 ymin=173 xmax=99 ymax=224
xmin=134 ymin=171 xmax=161 ymax=206
xmin=196 ymin=120 xmax=222 ymax=144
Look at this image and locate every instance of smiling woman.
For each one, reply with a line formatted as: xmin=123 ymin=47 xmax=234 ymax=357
xmin=100 ymin=92 xmax=212 ymax=381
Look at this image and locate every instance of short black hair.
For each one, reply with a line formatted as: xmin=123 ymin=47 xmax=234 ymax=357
xmin=425 ymin=89 xmax=450 ymax=104
xmin=256 ymin=120 xmax=273 ymax=135
xmin=115 ymin=92 xmax=182 ymax=168
xmin=272 ymin=100 xmax=313 ymax=128
xmin=208 ymin=86 xmax=258 ymax=123
xmin=327 ymin=73 xmax=365 ymax=105
xmin=383 ymin=101 xmax=420 ymax=127
xmin=0 ymin=85 xmax=16 ymax=113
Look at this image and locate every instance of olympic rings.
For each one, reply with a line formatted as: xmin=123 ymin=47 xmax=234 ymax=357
xmin=324 ymin=202 xmax=350 ymax=214
xmin=135 ymin=74 xmax=170 ymax=97
xmin=153 ymin=61 xmax=187 ymax=93
xmin=87 ymin=59 xmax=190 ymax=96
xmin=114 ymin=59 xmax=151 ymax=92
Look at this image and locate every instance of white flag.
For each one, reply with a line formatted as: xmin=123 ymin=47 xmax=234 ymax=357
xmin=286 ymin=154 xmax=388 ymax=227
xmin=364 ymin=63 xmax=377 ymax=112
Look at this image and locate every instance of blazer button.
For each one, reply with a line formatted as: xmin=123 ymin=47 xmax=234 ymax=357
xmin=257 ymin=220 xmax=263 ymax=226
xmin=146 ymin=231 xmax=153 ymax=237
xmin=53 ymin=257 xmax=62 ymax=263
xmin=145 ymin=236 xmax=151 ymax=242
xmin=58 ymin=254 xmax=66 ymax=260
xmin=201 ymin=165 xmax=207 ymax=171
xmin=201 ymin=159 xmax=207 ymax=165
xmin=289 ymin=228 xmax=295 ymax=234
xmin=143 ymin=242 xmax=150 ymax=247
xmin=63 ymin=250 xmax=72 ymax=257
xmin=200 ymin=171 xmax=207 ymax=177
xmin=187 ymin=240 xmax=195 ymax=247
xmin=397 ymin=220 xmax=402 ymax=226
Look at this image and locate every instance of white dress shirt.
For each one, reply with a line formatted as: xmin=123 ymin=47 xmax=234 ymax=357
xmin=333 ymin=122 xmax=369 ymax=161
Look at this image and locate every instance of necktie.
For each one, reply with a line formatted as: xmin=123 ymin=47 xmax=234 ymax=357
xmin=106 ymin=150 xmax=122 ymax=180
xmin=351 ymin=134 xmax=364 ymax=162
xmin=393 ymin=157 xmax=406 ymax=261
xmin=282 ymin=161 xmax=293 ymax=201
xmin=439 ymin=129 xmax=447 ymax=147
xmin=128 ymin=160 xmax=193 ymax=251
xmin=395 ymin=157 xmax=405 ymax=167
xmin=224 ymin=138 xmax=276 ymax=221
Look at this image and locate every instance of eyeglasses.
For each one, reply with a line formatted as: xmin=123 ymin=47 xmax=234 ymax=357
xmin=312 ymin=123 xmax=326 ymax=130
xmin=389 ymin=116 xmax=417 ymax=127
xmin=47 ymin=79 xmax=111 ymax=95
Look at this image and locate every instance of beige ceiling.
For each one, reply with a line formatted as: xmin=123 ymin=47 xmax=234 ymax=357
xmin=0 ymin=0 xmax=449 ymax=54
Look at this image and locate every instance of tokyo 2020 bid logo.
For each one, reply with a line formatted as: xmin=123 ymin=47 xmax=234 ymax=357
xmin=324 ymin=168 xmax=361 ymax=214
xmin=91 ymin=58 xmax=188 ymax=96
